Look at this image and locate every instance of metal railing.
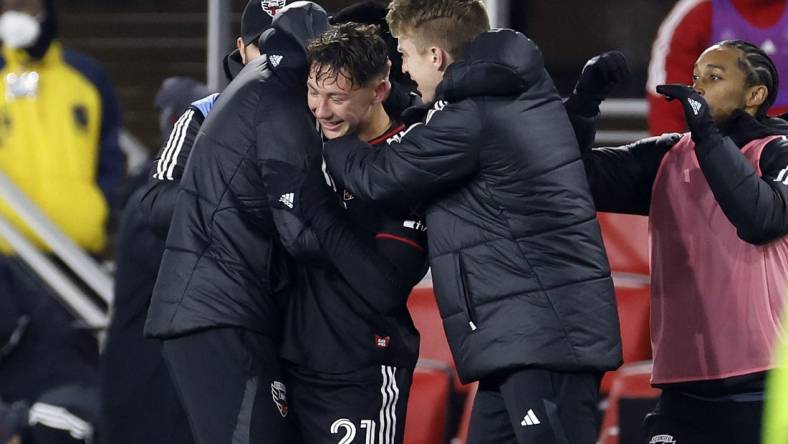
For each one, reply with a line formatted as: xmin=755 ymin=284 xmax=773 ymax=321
xmin=0 ymin=214 xmax=108 ymax=329
xmin=0 ymin=171 xmax=114 ymax=306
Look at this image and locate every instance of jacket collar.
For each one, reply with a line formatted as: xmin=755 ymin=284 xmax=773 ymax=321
xmin=435 ymin=29 xmax=544 ymax=102
xmin=2 ymin=41 xmax=61 ymax=70
xmin=720 ymin=109 xmax=788 ymax=148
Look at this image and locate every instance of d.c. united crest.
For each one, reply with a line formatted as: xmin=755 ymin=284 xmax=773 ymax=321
xmin=261 ymin=0 xmax=286 ymax=17
xmin=271 ymin=381 xmax=288 ymax=417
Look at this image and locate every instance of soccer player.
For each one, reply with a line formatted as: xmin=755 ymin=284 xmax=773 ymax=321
xmin=321 ymin=1 xmax=622 ymax=443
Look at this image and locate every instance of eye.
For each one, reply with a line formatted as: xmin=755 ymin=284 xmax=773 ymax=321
xmin=691 ymin=74 xmax=700 ymax=82
xmin=308 ymin=89 xmax=319 ymax=97
xmin=710 ymin=74 xmax=721 ymax=81
xmin=330 ymin=97 xmax=345 ymax=104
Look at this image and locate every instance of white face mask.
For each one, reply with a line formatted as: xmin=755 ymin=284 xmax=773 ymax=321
xmin=0 ymin=11 xmax=41 ymax=49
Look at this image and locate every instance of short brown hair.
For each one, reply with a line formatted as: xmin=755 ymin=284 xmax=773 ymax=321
xmin=307 ymin=23 xmax=390 ymax=88
xmin=386 ymin=0 xmax=490 ymax=59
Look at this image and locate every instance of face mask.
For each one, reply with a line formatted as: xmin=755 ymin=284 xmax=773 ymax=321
xmin=0 ymin=11 xmax=41 ymax=49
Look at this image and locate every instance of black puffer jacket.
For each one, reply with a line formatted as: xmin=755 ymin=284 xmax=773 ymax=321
xmin=324 ymin=29 xmax=622 ymax=382
xmin=144 ymin=3 xmax=329 ymax=338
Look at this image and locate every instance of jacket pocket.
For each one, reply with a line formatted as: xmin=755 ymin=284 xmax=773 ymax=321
xmin=457 ymin=253 xmax=479 ymax=332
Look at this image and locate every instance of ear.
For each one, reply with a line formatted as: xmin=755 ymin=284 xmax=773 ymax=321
xmin=236 ymin=37 xmax=247 ymax=64
xmin=372 ymin=77 xmax=391 ymax=105
xmin=745 ymin=84 xmax=768 ymax=110
xmin=430 ymin=47 xmax=454 ymax=72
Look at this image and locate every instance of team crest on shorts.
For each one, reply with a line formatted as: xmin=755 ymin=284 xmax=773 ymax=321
xmin=271 ymin=381 xmax=288 ymax=417
xmin=649 ymin=434 xmax=676 ymax=444
xmin=375 ymin=335 xmax=391 ymax=349
xmin=261 ymin=0 xmax=286 ymax=17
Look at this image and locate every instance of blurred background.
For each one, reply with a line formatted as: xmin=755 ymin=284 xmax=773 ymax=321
xmin=57 ymin=0 xmax=674 ymax=152
xmin=3 ymin=1 xmax=779 ymax=443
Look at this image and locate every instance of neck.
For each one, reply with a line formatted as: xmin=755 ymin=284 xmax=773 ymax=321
xmin=358 ymin=103 xmax=391 ymax=142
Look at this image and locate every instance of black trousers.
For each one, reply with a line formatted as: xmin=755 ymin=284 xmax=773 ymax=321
xmin=643 ymin=390 xmax=763 ymax=444
xmin=467 ymin=367 xmax=601 ymax=444
xmin=287 ymin=363 xmax=412 ymax=444
xmin=162 ymin=328 xmax=297 ymax=444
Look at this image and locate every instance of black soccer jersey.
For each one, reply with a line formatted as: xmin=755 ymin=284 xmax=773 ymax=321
xmin=280 ymin=122 xmax=428 ymax=373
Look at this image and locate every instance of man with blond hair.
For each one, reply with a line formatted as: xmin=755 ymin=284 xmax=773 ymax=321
xmin=322 ymin=1 xmax=622 ymax=443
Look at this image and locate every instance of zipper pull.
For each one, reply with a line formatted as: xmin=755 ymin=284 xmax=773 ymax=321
xmin=469 ymin=321 xmax=477 ymax=331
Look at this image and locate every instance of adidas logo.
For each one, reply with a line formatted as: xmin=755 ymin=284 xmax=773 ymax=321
xmin=520 ymin=409 xmax=540 ymax=426
xmin=688 ymin=98 xmax=702 ymax=116
xmin=270 ymin=54 xmax=283 ymax=67
xmin=279 ymin=193 xmax=294 ymax=209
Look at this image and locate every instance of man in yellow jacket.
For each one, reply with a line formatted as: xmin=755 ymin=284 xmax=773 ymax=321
xmin=0 ymin=0 xmax=124 ymax=254
xmin=0 ymin=1 xmax=123 ymax=442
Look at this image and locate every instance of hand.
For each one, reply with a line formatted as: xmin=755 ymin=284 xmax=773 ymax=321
xmin=574 ymin=51 xmax=629 ymax=103
xmin=566 ymin=51 xmax=629 ymax=116
xmin=656 ymin=84 xmax=719 ymax=143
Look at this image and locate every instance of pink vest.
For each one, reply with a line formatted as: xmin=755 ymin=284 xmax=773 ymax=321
xmin=650 ymin=133 xmax=788 ymax=384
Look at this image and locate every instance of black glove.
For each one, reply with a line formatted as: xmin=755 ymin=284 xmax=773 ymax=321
xmin=566 ymin=51 xmax=629 ymax=116
xmin=656 ymin=84 xmax=720 ymax=144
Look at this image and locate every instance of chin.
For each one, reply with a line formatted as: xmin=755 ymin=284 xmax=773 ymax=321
xmin=323 ymin=129 xmax=342 ymax=139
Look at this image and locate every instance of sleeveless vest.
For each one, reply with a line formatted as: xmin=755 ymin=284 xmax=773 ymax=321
xmin=650 ymin=133 xmax=788 ymax=384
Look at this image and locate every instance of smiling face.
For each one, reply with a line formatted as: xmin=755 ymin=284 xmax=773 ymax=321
xmin=397 ymin=35 xmax=446 ymax=103
xmin=307 ymin=65 xmax=389 ymax=140
xmin=692 ymin=45 xmax=767 ymax=122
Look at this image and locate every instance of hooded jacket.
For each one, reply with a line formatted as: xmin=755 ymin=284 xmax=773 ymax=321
xmin=0 ymin=0 xmax=124 ymax=253
xmin=324 ymin=29 xmax=622 ymax=382
xmin=144 ymin=2 xmax=329 ymax=338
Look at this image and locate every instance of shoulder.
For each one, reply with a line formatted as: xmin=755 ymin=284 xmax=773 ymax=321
xmin=190 ymin=93 xmax=221 ymax=119
xmin=62 ymin=48 xmax=110 ymax=87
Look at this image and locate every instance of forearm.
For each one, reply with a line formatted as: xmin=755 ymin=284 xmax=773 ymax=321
xmin=695 ymin=138 xmax=788 ymax=244
xmin=137 ymin=179 xmax=178 ymax=239
xmin=308 ymin=205 xmax=423 ymax=314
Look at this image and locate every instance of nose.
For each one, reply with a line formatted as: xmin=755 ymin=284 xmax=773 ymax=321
xmin=690 ymin=79 xmax=704 ymax=96
xmin=313 ymin=98 xmax=332 ymax=119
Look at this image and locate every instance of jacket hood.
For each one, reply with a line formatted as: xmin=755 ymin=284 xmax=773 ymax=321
xmin=436 ymin=29 xmax=544 ymax=102
xmin=222 ymin=49 xmax=244 ymax=82
xmin=266 ymin=1 xmax=329 ymax=56
xmin=24 ymin=0 xmax=56 ymax=59
xmin=256 ymin=1 xmax=328 ymax=84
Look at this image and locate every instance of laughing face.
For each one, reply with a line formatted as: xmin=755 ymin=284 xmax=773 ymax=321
xmin=307 ymin=64 xmax=388 ymax=139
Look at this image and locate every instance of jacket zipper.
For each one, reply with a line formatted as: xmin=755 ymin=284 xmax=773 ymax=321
xmin=457 ymin=254 xmax=478 ymax=331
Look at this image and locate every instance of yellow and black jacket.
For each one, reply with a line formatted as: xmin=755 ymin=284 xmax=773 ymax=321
xmin=0 ymin=42 xmax=124 ymax=253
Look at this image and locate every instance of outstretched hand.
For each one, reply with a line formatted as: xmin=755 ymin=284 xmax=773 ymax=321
xmin=656 ymin=84 xmax=718 ymax=143
xmin=575 ymin=51 xmax=630 ymax=103
xmin=566 ymin=51 xmax=629 ymax=116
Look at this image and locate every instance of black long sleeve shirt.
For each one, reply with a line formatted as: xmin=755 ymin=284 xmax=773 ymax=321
xmin=581 ymin=111 xmax=788 ymax=396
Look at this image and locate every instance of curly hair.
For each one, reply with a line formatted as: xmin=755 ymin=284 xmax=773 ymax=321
xmin=307 ymin=23 xmax=390 ymax=89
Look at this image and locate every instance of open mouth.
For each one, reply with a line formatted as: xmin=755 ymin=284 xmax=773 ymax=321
xmin=320 ymin=121 xmax=343 ymax=130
